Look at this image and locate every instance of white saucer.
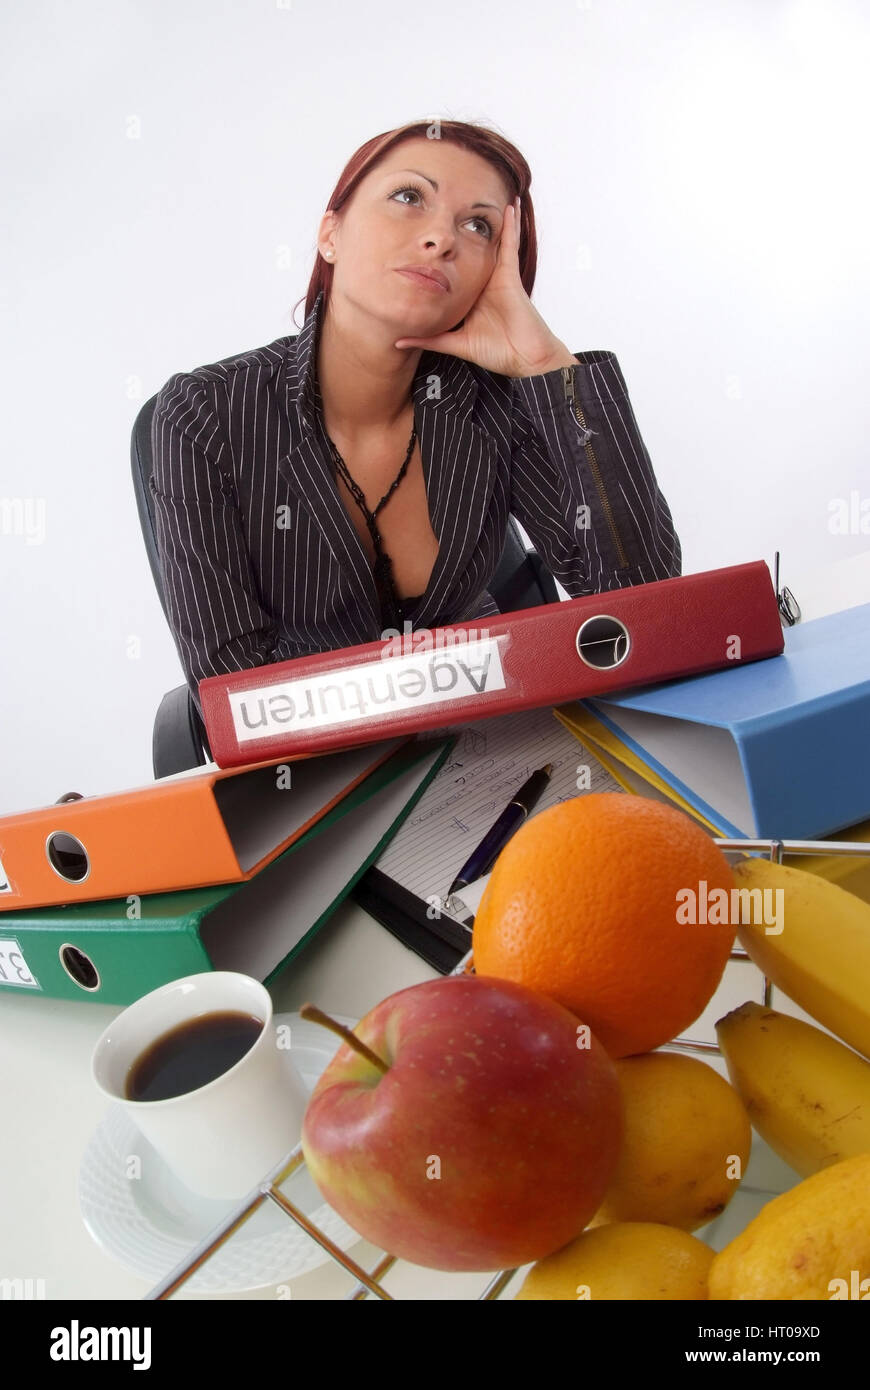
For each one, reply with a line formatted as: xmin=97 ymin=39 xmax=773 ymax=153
xmin=78 ymin=1011 xmax=364 ymax=1295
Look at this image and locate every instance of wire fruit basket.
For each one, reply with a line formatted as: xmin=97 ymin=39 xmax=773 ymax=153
xmin=143 ymin=834 xmax=870 ymax=1301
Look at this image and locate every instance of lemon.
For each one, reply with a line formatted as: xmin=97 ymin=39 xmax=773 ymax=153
xmin=709 ymin=1151 xmax=870 ymax=1300
xmin=515 ymin=1223 xmax=714 ymax=1300
xmin=587 ymin=1051 xmax=752 ymax=1232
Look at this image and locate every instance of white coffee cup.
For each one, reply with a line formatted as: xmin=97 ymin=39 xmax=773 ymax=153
xmin=91 ymin=972 xmax=309 ymax=1199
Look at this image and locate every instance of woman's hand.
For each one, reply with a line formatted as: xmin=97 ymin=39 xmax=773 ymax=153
xmin=394 ymin=197 xmax=577 ymax=378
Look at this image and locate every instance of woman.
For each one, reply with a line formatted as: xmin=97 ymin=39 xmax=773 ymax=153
xmin=150 ymin=119 xmax=681 ymax=722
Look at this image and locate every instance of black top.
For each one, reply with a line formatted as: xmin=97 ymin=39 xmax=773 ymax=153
xmin=385 ymin=590 xmax=426 ymax=631
xmin=150 ymin=287 xmax=681 ymax=721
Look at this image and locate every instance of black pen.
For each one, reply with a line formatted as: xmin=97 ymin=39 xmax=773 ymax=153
xmin=445 ymin=763 xmax=554 ymax=898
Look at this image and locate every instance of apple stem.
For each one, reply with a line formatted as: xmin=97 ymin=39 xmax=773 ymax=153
xmin=299 ymin=1003 xmax=390 ymax=1074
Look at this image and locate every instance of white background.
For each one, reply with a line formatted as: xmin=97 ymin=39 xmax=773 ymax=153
xmin=2 ymin=0 xmax=869 ymax=813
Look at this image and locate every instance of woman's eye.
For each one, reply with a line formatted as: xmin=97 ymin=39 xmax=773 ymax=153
xmin=388 ymin=185 xmax=492 ymax=238
xmin=467 ymin=215 xmax=494 ymax=238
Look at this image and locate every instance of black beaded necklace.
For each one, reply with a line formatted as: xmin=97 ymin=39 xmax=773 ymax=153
xmin=321 ymin=412 xmax=419 ymax=633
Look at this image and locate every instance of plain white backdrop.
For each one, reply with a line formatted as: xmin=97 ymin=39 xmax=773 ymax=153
xmin=2 ymin=0 xmax=869 ymax=814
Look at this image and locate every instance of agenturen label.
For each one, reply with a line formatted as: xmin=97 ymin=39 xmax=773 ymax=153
xmin=229 ymin=636 xmax=508 ymax=742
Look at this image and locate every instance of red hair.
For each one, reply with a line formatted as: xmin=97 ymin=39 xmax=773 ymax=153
xmin=291 ymin=118 xmax=537 ymax=329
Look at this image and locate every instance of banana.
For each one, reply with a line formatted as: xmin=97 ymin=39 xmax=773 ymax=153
xmin=730 ymin=856 xmax=870 ymax=1061
xmin=716 ymin=1000 xmax=870 ymax=1178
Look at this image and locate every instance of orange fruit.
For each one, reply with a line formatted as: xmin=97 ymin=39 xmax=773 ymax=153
xmin=472 ymin=792 xmax=735 ymax=1057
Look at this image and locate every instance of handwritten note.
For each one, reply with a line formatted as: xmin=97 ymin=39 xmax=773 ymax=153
xmin=375 ymin=706 xmax=624 ymax=904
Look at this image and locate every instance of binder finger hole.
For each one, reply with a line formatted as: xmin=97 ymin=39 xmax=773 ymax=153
xmin=575 ymin=614 xmax=631 ymax=669
xmin=45 ymin=831 xmax=90 ymax=883
xmin=58 ymin=943 xmax=100 ymax=992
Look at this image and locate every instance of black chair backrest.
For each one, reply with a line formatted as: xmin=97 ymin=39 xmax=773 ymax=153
xmin=131 ymin=394 xmax=169 ymax=628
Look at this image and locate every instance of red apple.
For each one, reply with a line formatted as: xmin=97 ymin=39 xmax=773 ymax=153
xmin=300 ymin=975 xmax=623 ymax=1272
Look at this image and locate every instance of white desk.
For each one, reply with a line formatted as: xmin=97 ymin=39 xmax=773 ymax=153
xmin=0 ymin=882 xmax=508 ymax=1301
xmin=2 ymin=870 xmax=803 ymax=1302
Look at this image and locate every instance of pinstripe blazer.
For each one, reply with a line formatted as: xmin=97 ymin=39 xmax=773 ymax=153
xmin=150 ymin=288 xmax=681 ymax=720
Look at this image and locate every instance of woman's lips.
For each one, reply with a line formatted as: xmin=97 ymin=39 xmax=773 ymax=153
xmin=395 ymin=268 xmax=449 ymax=293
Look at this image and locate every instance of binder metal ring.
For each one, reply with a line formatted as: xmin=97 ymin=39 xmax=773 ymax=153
xmin=45 ymin=832 xmax=91 ymax=884
xmin=58 ymin=943 xmax=101 ymax=992
xmin=575 ymin=613 xmax=631 ymax=669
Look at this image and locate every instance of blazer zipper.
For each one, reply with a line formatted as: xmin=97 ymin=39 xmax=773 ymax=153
xmin=561 ymin=365 xmax=630 ymax=570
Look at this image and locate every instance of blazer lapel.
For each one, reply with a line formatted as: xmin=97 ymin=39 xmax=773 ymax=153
xmin=278 ymin=427 xmax=382 ymax=630
xmin=275 ymin=291 xmax=380 ymax=637
xmin=411 ymin=393 xmax=499 ymax=631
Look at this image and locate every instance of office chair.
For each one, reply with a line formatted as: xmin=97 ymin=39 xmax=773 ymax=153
xmin=132 ymin=392 xmax=560 ymax=779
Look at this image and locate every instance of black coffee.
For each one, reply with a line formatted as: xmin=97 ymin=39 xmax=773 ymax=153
xmin=125 ymin=1010 xmax=264 ymax=1102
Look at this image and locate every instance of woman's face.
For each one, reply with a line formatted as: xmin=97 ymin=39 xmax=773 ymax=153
xmin=319 ymin=136 xmax=514 ymax=336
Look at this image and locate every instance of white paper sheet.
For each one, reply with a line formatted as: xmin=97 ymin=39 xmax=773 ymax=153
xmin=374 ymin=706 xmax=624 ymax=905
